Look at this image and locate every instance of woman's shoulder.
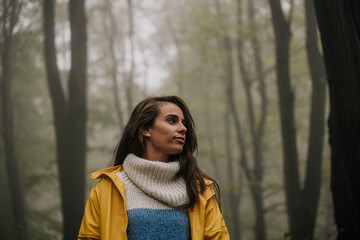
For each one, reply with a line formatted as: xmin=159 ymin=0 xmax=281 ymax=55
xmin=89 ymin=165 xmax=123 ymax=180
xmin=87 ymin=166 xmax=126 ymax=192
xmin=199 ymin=178 xmax=216 ymax=201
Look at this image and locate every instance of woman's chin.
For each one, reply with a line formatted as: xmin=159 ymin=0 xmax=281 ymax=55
xmin=169 ymin=148 xmax=183 ymax=156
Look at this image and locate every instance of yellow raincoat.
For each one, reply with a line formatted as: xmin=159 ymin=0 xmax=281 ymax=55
xmin=78 ymin=166 xmax=229 ymax=240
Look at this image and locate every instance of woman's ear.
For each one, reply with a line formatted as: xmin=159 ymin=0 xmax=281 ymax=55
xmin=142 ymin=128 xmax=151 ymax=138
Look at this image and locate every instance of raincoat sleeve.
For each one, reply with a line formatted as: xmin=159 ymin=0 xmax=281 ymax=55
xmin=204 ymin=197 xmax=230 ymax=240
xmin=78 ymin=186 xmax=101 ymax=240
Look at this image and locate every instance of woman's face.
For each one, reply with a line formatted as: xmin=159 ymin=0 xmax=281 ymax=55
xmin=143 ymin=102 xmax=187 ymax=162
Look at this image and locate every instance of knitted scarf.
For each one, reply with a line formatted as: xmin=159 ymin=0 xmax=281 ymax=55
xmin=122 ymin=153 xmax=189 ymax=208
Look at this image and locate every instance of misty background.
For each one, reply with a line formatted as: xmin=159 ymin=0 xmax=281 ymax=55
xmin=0 ymin=0 xmax=335 ymax=239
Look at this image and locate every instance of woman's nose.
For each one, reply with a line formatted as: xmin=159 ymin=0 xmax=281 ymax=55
xmin=178 ymin=123 xmax=187 ymax=133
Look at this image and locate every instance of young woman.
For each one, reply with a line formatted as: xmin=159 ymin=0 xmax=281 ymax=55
xmin=78 ymin=96 xmax=229 ymax=240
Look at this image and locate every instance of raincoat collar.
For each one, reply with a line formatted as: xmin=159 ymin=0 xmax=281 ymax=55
xmin=89 ymin=165 xmax=215 ymax=201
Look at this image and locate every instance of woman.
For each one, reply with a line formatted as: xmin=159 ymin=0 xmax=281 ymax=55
xmin=78 ymin=96 xmax=229 ymax=240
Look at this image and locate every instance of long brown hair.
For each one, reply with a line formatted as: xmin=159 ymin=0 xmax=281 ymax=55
xmin=112 ymin=96 xmax=220 ymax=208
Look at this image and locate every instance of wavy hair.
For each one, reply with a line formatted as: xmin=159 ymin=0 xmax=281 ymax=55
xmin=112 ymin=96 xmax=220 ymax=209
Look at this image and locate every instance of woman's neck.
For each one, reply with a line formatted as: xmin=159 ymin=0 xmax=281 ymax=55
xmin=143 ymin=150 xmax=169 ymax=162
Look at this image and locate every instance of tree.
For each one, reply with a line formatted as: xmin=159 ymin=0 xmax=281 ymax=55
xmin=314 ymin=1 xmax=360 ymax=239
xmin=125 ymin=0 xmax=135 ymax=114
xmin=103 ymin=0 xmax=125 ymax=129
xmin=268 ymin=0 xmax=326 ymax=238
xmin=214 ymin=1 xmax=244 ymax=239
xmin=235 ymin=0 xmax=269 ymax=239
xmin=302 ymin=0 xmax=327 ymax=237
xmin=163 ymin=1 xmax=185 ymax=96
xmin=42 ymin=0 xmax=87 ymax=239
xmin=0 ymin=0 xmax=27 ymax=238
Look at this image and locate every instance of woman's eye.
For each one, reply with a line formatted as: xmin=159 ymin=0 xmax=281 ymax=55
xmin=168 ymin=118 xmax=176 ymax=124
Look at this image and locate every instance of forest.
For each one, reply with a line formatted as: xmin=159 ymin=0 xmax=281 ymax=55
xmin=1 ymin=0 xmax=359 ymax=239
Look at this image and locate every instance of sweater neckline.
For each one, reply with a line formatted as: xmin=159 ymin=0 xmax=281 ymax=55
xmin=123 ymin=154 xmax=189 ymax=208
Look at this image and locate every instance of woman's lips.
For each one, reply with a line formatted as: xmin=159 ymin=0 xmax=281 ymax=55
xmin=174 ymin=137 xmax=185 ymax=144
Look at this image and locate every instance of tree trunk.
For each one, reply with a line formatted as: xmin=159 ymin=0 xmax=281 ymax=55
xmin=136 ymin=39 xmax=149 ymax=96
xmin=0 ymin=0 xmax=27 ymax=238
xmin=313 ymin=1 xmax=360 ymax=239
xmin=164 ymin=1 xmax=184 ymax=96
xmin=268 ymin=0 xmax=327 ymax=238
xmin=214 ymin=1 xmax=252 ymax=238
xmin=126 ymin=0 xmax=135 ymax=114
xmin=104 ymin=0 xmax=124 ymax=129
xmin=301 ymin=0 xmax=327 ymax=238
xmin=236 ymin=0 xmax=268 ymax=239
xmin=43 ymin=0 xmax=87 ymax=239
xmin=267 ymin=6 xmax=301 ymax=235
xmin=268 ymin=0 xmax=301 ymax=238
xmin=224 ymin=104 xmax=241 ymax=240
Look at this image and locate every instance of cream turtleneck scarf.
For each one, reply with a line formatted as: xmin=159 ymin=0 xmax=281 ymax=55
xmin=117 ymin=153 xmax=189 ymax=209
